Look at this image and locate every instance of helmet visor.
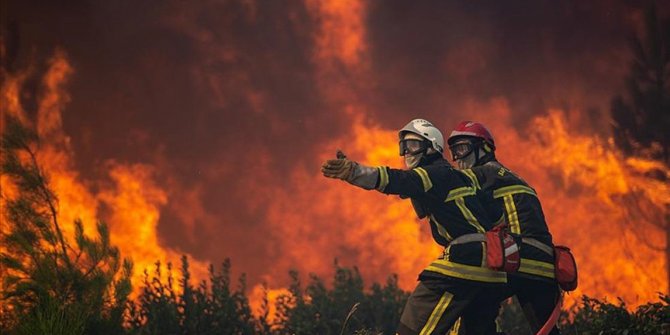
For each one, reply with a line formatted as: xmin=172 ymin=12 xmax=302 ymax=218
xmin=399 ymin=139 xmax=427 ymax=156
xmin=449 ymin=142 xmax=474 ymax=161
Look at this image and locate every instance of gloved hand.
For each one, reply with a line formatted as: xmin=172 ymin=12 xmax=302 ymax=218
xmin=322 ymin=150 xmax=380 ymax=190
xmin=321 ymin=150 xmax=355 ymax=181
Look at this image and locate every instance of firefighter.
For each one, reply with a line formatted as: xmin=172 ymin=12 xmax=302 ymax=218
xmin=447 ymin=121 xmax=560 ymax=335
xmin=321 ymin=119 xmax=506 ymax=335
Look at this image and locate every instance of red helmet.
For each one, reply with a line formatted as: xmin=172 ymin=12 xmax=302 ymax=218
xmin=447 ymin=121 xmax=495 ymax=149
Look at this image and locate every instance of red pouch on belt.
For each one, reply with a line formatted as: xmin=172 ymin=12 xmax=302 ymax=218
xmin=554 ymin=245 xmax=578 ymax=291
xmin=485 ymin=224 xmax=520 ymax=273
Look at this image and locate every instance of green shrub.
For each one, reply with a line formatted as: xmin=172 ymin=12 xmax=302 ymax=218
xmin=273 ymin=260 xmax=408 ymax=335
xmin=561 ymin=294 xmax=670 ymax=335
xmin=126 ymin=256 xmax=256 ymax=334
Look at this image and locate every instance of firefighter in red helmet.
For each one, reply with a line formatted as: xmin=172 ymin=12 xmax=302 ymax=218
xmin=448 ymin=121 xmax=560 ymax=335
xmin=322 ymin=119 xmax=505 ymax=335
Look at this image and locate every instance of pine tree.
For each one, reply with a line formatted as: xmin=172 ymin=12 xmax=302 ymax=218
xmin=0 ymin=115 xmax=133 ymax=334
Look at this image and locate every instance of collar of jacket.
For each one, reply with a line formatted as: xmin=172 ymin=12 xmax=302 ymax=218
xmin=477 ymin=153 xmax=497 ymax=166
xmin=420 ymin=153 xmax=450 ymax=167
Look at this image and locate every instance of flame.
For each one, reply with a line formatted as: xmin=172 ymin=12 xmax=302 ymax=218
xmin=249 ymin=285 xmax=292 ymax=324
xmin=440 ymin=100 xmax=667 ymax=308
xmin=3 ymin=1 xmax=667 ymax=320
xmin=257 ymin=108 xmax=667 ymax=314
xmin=307 ymin=0 xmax=369 ymax=107
xmin=252 ymin=0 xmax=665 ymax=315
xmin=306 ymin=0 xmax=367 ymax=68
xmin=523 ymin=110 xmax=667 ymax=307
xmin=0 ymin=51 xmax=208 ymax=295
xmin=260 ymin=116 xmax=441 ymax=293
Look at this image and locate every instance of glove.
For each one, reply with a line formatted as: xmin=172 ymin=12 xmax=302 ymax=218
xmin=321 ymin=152 xmax=355 ymax=180
xmin=321 ymin=150 xmax=380 ymax=190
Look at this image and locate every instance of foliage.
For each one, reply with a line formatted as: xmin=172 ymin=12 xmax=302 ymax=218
xmin=560 ymin=294 xmax=670 ymax=335
xmin=126 ymin=258 xmax=407 ymax=335
xmin=0 ymin=112 xmax=667 ymax=335
xmin=0 ymin=115 xmax=132 ymax=335
xmin=273 ymin=260 xmax=408 ymax=335
xmin=126 ymin=256 xmax=256 ymax=334
xmin=497 ymin=296 xmax=533 ymax=335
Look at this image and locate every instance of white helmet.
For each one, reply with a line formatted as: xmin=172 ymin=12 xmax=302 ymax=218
xmin=398 ymin=119 xmax=445 ymax=154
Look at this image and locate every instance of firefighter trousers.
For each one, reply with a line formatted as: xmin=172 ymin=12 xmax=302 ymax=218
xmin=458 ymin=275 xmax=561 ymax=335
xmin=513 ymin=276 xmax=561 ymax=335
xmin=397 ymin=278 xmax=504 ymax=335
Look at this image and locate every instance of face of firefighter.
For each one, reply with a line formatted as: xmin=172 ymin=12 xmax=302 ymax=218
xmin=450 ymin=138 xmax=479 ymax=169
xmin=401 ymin=133 xmax=433 ymax=169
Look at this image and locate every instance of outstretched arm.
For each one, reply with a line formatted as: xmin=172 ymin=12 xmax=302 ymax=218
xmin=321 ymin=150 xmax=428 ymax=199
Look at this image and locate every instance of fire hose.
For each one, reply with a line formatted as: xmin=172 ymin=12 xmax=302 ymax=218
xmin=535 ymin=291 xmax=563 ymax=335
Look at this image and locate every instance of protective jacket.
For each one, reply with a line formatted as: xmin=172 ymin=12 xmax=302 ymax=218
xmin=461 ymin=160 xmax=555 ymax=281
xmin=374 ymin=155 xmax=506 ymax=284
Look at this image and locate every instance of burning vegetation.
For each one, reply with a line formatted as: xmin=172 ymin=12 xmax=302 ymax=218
xmin=1 ymin=0 xmax=669 ymax=333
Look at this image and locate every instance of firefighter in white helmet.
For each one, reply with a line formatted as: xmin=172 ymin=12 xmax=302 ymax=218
xmin=322 ymin=119 xmax=505 ymax=335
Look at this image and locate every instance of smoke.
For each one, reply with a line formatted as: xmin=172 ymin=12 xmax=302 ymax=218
xmin=4 ymin=0 xmax=668 ymax=309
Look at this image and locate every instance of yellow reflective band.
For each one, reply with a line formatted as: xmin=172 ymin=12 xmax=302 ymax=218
xmin=519 ymin=258 xmax=555 ymax=278
xmin=376 ymin=166 xmax=389 ymax=191
xmin=444 ymin=186 xmax=476 ymax=202
xmin=425 ymin=259 xmax=507 ymax=283
xmin=460 ymin=169 xmax=480 ymax=189
xmin=431 ymin=215 xmax=453 ymax=241
xmin=444 ymin=184 xmax=487 ymax=235
xmin=413 ymin=167 xmax=433 ymax=192
xmin=455 ymin=198 xmax=485 ymax=233
xmin=448 ymin=318 xmax=461 ymax=335
xmin=493 ymin=185 xmax=537 ymax=198
xmin=420 ymin=291 xmax=453 ymax=335
xmin=503 ymin=195 xmax=521 ymax=234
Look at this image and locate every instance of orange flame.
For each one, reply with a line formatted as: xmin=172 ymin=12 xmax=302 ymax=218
xmin=3 ymin=1 xmax=667 ymax=321
xmin=257 ymin=107 xmax=666 ymax=314
xmin=0 ymin=51 xmax=208 ymax=295
xmin=251 ymin=0 xmax=666 ymax=317
xmin=523 ymin=110 xmax=667 ymax=307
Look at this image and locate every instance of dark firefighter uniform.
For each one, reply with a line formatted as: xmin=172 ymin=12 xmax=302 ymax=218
xmin=374 ymin=156 xmax=507 ymax=335
xmin=460 ymin=160 xmax=560 ymax=335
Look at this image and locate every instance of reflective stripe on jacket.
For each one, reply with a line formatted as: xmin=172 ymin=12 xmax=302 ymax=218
xmin=463 ymin=161 xmax=555 ymax=280
xmin=375 ymin=157 xmax=506 ymax=284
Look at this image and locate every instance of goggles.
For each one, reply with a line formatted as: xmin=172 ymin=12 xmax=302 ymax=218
xmin=449 ymin=141 xmax=475 ymax=161
xmin=399 ymin=139 xmax=428 ymax=156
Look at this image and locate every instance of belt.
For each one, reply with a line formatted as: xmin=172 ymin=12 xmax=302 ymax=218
xmin=450 ymin=234 xmax=554 ymax=257
xmin=449 ymin=233 xmax=486 ymax=245
xmin=522 ymin=238 xmax=554 ymax=256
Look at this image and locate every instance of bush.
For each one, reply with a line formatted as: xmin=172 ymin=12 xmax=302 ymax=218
xmin=273 ymin=260 xmax=408 ymax=335
xmin=126 ymin=256 xmax=256 ymax=334
xmin=560 ymin=294 xmax=670 ymax=335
